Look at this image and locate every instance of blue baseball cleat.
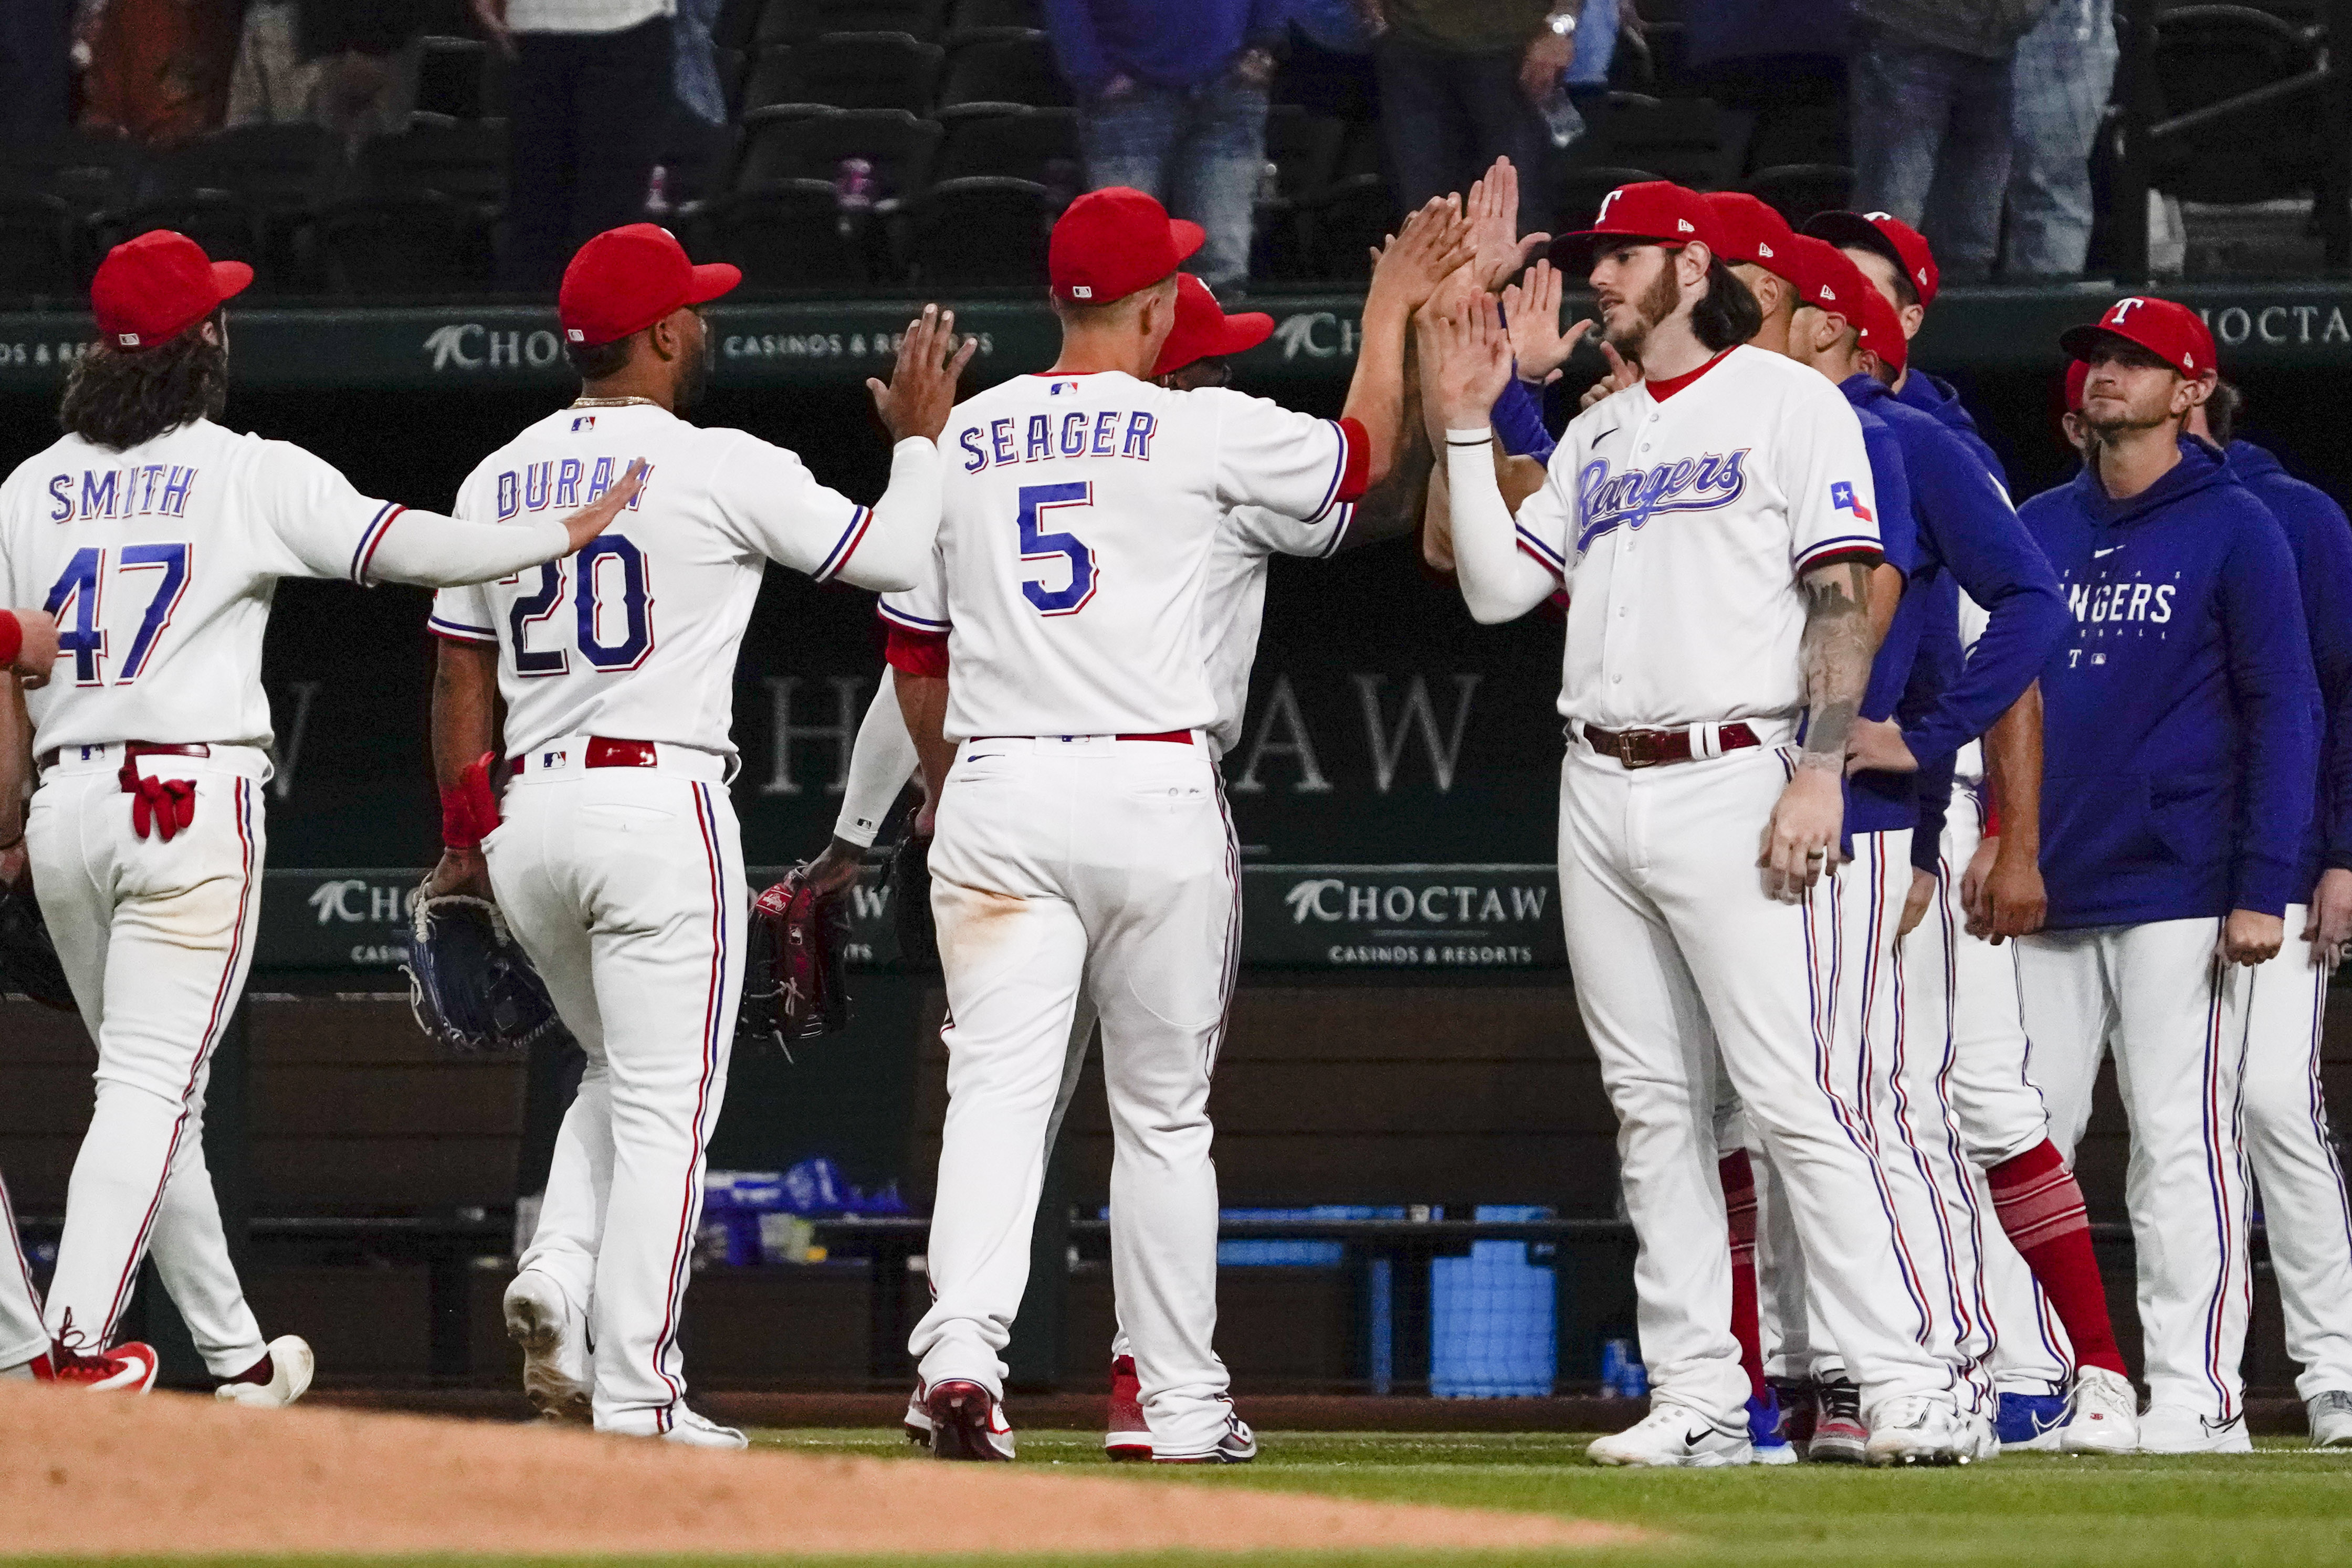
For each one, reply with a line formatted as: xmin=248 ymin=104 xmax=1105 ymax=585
xmin=1748 ymin=1388 xmax=1798 ymax=1466
xmin=1996 ymin=1391 xmax=2068 ymax=1451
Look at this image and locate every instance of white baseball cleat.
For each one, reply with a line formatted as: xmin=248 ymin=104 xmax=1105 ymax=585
xmin=215 ymin=1335 xmax=316 ymax=1408
xmin=662 ymin=1405 xmax=749 ymax=1449
xmin=2137 ymin=1404 xmax=2252 ymax=1454
xmin=1864 ymin=1395 xmax=1972 ymax=1466
xmin=503 ymin=1270 xmax=591 ymax=1424
xmin=1153 ymin=1407 xmax=1257 ymax=1464
xmin=902 ymin=1380 xmax=934 ymax=1445
xmin=1587 ymin=1405 xmax=1753 ymax=1468
xmin=2308 ymin=1390 xmax=2352 ymax=1449
xmin=2059 ymin=1366 xmax=2138 ymax=1454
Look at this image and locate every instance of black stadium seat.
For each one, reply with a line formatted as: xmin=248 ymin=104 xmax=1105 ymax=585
xmin=905 ymin=175 xmax=1052 ymax=282
xmin=98 ymin=196 xmax=268 ymax=282
xmin=0 ymin=193 xmax=83 ymax=296
xmin=411 ymin=35 xmax=498 ymax=121
xmin=938 ymin=27 xmax=1070 ymax=111
xmin=759 ymin=0 xmax=950 ymax=41
xmin=738 ymin=46 xmax=803 ymax=112
xmin=686 ymin=182 xmax=869 ymax=288
xmin=355 ymin=120 xmax=508 ymax=209
xmin=1299 ymin=174 xmax=1394 ymax=283
xmin=1567 ymin=93 xmax=1753 ymax=192
xmin=2151 ymin=4 xmax=2323 ymax=204
xmin=1741 ymin=164 xmax=1854 ymax=230
xmin=736 ymin=107 xmax=942 ymax=201
xmin=1548 ymin=164 xmax=1662 ymax=234
xmin=767 ymin=30 xmax=945 ymax=112
xmin=947 ymin=0 xmax=1041 ymax=28
xmin=305 ymin=193 xmax=496 ymax=295
xmin=932 ymin=104 xmax=1078 ymax=185
xmin=6 ymin=131 xmax=148 ymax=218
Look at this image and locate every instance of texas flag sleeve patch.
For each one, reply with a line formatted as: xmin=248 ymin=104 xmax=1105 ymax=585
xmin=1830 ymin=480 xmax=1875 ymax=522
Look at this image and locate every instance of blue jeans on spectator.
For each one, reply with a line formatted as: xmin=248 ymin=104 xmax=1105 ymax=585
xmin=1850 ymin=21 xmax=2014 ymax=279
xmin=1079 ymin=75 xmax=1268 ymax=293
xmin=2003 ymin=0 xmax=2116 ymax=277
xmin=1376 ymin=38 xmax=1552 ymax=220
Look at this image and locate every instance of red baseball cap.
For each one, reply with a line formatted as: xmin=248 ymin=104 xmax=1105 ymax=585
xmin=2064 ymin=359 xmax=2090 ymax=411
xmin=1850 ymin=276 xmax=1909 ymax=374
xmin=559 ymin=224 xmax=739 ymax=348
xmin=1702 ymin=191 xmax=1798 ymax=275
xmin=1553 ymin=180 xmax=1722 ymax=265
xmin=1151 ymin=273 xmax=1273 ymax=378
xmin=2059 ymin=296 xmax=2216 ymax=381
xmin=1779 ymin=234 xmax=1868 ymax=317
xmin=1805 ymin=211 xmax=1939 ymax=307
xmin=91 ymin=230 xmax=252 ymax=350
xmin=1050 ymin=187 xmax=1203 ymax=306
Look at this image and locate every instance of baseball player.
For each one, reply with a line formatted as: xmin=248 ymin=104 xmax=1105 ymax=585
xmin=1426 ymin=180 xmax=1979 ymax=1467
xmin=883 ymin=186 xmax=1411 ymax=1463
xmin=2015 ymin=296 xmax=2320 ymax=1453
xmin=2184 ymin=380 xmax=2352 ymax=1448
xmin=1 ymin=612 xmax=59 ymax=1383
xmin=423 ymin=224 xmax=968 ymax=1446
xmin=0 ymin=230 xmax=643 ymax=1396
xmin=843 ymin=218 xmax=1462 ymax=1457
xmin=1814 ymin=211 xmax=2137 ymax=1456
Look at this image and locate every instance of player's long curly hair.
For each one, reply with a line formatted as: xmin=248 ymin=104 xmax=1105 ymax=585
xmin=1689 ymin=258 xmax=1764 ymax=354
xmin=58 ymin=310 xmax=229 ymax=451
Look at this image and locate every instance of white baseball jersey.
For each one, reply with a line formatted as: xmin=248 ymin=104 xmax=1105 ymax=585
xmin=433 ymin=402 xmax=885 ymax=761
xmin=1509 ymin=345 xmax=1881 ymax=729
xmin=0 ymin=418 xmax=562 ymax=754
xmin=877 ymin=372 xmax=1353 ymax=740
xmin=1195 ymin=502 xmax=1353 ymax=757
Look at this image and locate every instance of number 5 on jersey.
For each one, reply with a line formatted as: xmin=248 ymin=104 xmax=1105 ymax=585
xmin=506 ymin=536 xmax=656 ymax=675
xmin=44 ymin=543 xmax=192 ymax=687
xmin=1018 ymin=482 xmax=1098 ymax=616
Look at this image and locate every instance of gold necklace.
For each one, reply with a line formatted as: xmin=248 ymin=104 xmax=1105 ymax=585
xmin=569 ymin=395 xmax=658 ymax=409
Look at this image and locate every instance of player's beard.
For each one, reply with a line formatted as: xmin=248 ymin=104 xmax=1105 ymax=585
xmin=2081 ymin=398 xmax=2169 ymax=441
xmin=676 ymin=334 xmax=713 ymax=412
xmin=1603 ymin=261 xmax=1684 ymax=362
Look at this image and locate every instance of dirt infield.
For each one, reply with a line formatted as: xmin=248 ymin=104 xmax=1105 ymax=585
xmin=0 ymin=1382 xmax=1637 ymax=1556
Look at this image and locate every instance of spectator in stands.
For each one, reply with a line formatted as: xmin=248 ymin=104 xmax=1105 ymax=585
xmin=2002 ymin=0 xmax=2116 ymax=278
xmin=79 ymin=0 xmax=239 ymax=143
xmin=472 ymin=0 xmax=677 ymax=291
xmin=225 ymin=2 xmax=415 ymax=138
xmin=1847 ymin=0 xmax=2057 ymax=282
xmin=1045 ymin=0 xmax=1287 ymax=294
xmin=1370 ymin=1 xmax=1576 ymax=218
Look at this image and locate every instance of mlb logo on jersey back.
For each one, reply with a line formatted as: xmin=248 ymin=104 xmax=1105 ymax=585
xmin=571 ymin=415 xmax=596 ymax=433
xmin=1830 ymin=480 xmax=1874 ymax=522
xmin=1047 ymin=380 xmax=1083 ymax=396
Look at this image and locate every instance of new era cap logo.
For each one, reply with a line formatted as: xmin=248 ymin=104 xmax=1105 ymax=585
xmin=1677 ymin=219 xmax=1694 ymax=232
xmin=566 ymin=328 xmax=585 ymax=341
xmin=1757 ymin=241 xmax=1774 ymax=257
xmin=1070 ymin=285 xmax=1093 ymax=298
xmin=117 ymin=332 xmax=140 ymax=346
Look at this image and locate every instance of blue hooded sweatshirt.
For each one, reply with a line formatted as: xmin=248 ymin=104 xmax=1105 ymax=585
xmin=2227 ymin=439 xmax=2352 ymax=889
xmin=1895 ymin=368 xmax=2006 ymax=488
xmin=2018 ymin=437 xmax=2320 ymax=927
xmin=1843 ymin=375 xmax=2064 ymax=838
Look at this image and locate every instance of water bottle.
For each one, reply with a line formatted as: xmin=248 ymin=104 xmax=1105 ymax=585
xmin=1541 ymin=79 xmax=1584 ymax=151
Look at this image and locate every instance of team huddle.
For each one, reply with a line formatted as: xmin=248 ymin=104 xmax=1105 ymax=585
xmin=1 ymin=157 xmax=2347 ymax=1467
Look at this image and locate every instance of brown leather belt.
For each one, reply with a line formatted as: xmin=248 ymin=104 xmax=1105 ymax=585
xmin=37 ymin=741 xmax=209 ymax=772
xmin=1580 ymin=722 xmax=1761 ymax=770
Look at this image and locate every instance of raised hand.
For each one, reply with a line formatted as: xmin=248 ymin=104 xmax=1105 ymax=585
xmin=1578 ymin=339 xmax=1644 ymax=413
xmin=561 ymin=457 xmax=650 ymax=554
xmin=1500 ymin=259 xmax=1592 ymax=386
xmin=1465 ymin=157 xmax=1550 ymax=292
xmin=1427 ymin=296 xmax=1515 ymax=431
xmin=1367 ymin=197 xmax=1478 ymax=315
xmin=870 ymin=304 xmax=980 ymax=444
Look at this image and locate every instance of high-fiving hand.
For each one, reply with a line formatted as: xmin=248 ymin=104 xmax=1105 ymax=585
xmin=1465 ymin=157 xmax=1550 ymax=292
xmin=870 ymin=304 xmax=981 ymax=444
xmin=1499 ymin=259 xmax=1595 ymax=386
xmin=1423 ymin=296 xmax=1516 ymax=432
xmin=1367 ymin=197 xmax=1478 ymax=315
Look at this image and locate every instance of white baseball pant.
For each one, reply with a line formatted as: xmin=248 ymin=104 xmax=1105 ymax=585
xmin=28 ymin=745 xmax=271 ymax=1375
xmin=912 ymin=733 xmax=1238 ymax=1458
xmin=1 ymin=1169 xmax=47 ymax=1370
xmin=488 ymin=749 xmax=743 ymax=1435
xmin=2017 ymin=917 xmax=2253 ymax=1425
xmin=2240 ymin=906 xmax=2352 ymax=1402
xmin=1558 ymin=738 xmax=1959 ymax=1428
xmin=1932 ymin=788 xmax=2073 ymax=1396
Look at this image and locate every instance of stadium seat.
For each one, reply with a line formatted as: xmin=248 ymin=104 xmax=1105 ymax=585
xmin=685 ymin=181 xmax=870 ymax=289
xmin=1744 ymin=102 xmax=1847 ymax=176
xmin=96 ymin=195 xmax=269 ymax=285
xmin=938 ymin=27 xmax=1072 ymax=111
xmin=1548 ymin=164 xmax=1662 ymax=233
xmin=1741 ymin=163 xmax=1855 ymax=230
xmin=905 ymin=175 xmax=1053 ymax=282
xmin=736 ymin=107 xmax=943 ymax=202
xmin=739 ymin=45 xmax=802 ymax=112
xmin=2151 ymin=4 xmax=2323 ymax=204
xmin=1606 ymin=27 xmax=1656 ymax=92
xmin=305 ymin=193 xmax=496 ymax=295
xmin=5 ymin=130 xmax=149 ymax=218
xmin=1251 ymin=107 xmax=1349 ymax=283
xmin=0 ymin=193 xmax=84 ymax=297
xmin=1299 ymin=173 xmax=1396 ymax=282
xmin=932 ymin=104 xmax=1079 ymax=185
xmin=763 ymin=30 xmax=946 ymax=112
xmin=154 ymin=123 xmax=342 ymax=212
xmin=757 ymin=0 xmax=950 ymax=41
xmin=411 ymin=35 xmax=498 ymax=121
xmin=355 ymin=120 xmax=508 ymax=211
xmin=1567 ymin=93 xmax=1752 ymax=191
xmin=947 ymin=0 xmax=1042 ymax=28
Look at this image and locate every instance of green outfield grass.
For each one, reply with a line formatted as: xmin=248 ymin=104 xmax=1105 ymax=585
xmin=18 ymin=1429 xmax=2351 ymax=1567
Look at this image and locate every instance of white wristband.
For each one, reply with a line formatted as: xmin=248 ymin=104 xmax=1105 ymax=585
xmin=1445 ymin=426 xmax=1494 ymax=446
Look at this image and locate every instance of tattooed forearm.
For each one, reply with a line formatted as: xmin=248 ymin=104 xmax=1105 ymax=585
xmin=1798 ymin=560 xmax=1877 ymax=774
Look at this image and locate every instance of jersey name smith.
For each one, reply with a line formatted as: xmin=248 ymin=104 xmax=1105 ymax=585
xmin=46 ymin=464 xmax=201 ymax=522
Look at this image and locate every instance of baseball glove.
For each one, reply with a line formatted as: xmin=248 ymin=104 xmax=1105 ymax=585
xmin=0 ymin=885 xmax=76 ymax=1012
xmin=889 ymin=832 xmax=938 ymax=971
xmin=403 ymin=892 xmax=565 ymax=1055
xmin=738 ymin=865 xmax=852 ymax=1056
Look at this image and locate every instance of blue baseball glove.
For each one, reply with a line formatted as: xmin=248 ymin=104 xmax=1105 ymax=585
xmin=403 ymin=892 xmax=564 ymax=1054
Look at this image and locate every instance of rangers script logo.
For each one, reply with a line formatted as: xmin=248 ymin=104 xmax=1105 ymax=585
xmin=1574 ymin=449 xmax=1751 ymax=555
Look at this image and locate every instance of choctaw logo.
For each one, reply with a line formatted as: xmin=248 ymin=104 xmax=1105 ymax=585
xmin=1574 ymin=449 xmax=1751 ymax=555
